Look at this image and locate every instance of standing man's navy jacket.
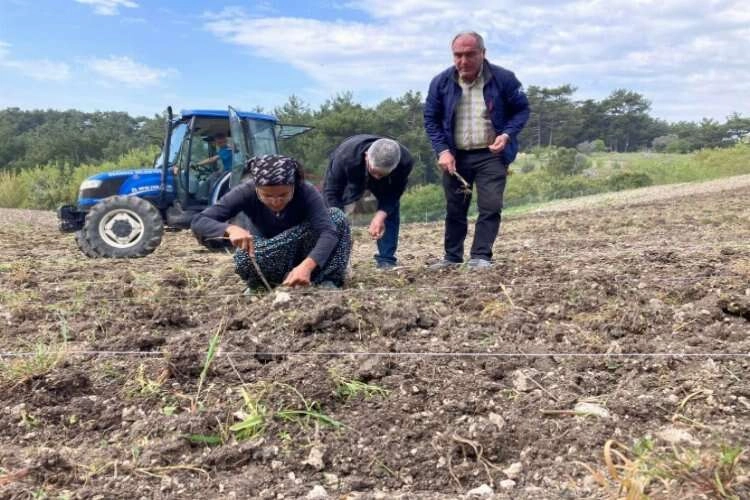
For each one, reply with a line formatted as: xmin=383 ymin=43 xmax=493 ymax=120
xmin=424 ymin=60 xmax=530 ymax=165
xmin=323 ymin=134 xmax=413 ymax=215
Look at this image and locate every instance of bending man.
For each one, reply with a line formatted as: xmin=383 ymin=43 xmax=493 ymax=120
xmin=324 ymin=135 xmax=413 ymax=270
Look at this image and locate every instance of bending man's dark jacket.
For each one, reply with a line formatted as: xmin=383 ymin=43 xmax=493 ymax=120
xmin=191 ymin=181 xmax=338 ymax=266
xmin=424 ymin=60 xmax=530 ymax=165
xmin=323 ymin=134 xmax=413 ymax=216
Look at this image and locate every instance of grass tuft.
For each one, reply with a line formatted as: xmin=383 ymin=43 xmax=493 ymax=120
xmin=229 ymin=381 xmax=344 ymax=441
xmin=587 ymin=438 xmax=747 ymax=499
xmin=331 ymin=372 xmax=390 ymax=401
xmin=0 ymin=341 xmax=66 ymax=385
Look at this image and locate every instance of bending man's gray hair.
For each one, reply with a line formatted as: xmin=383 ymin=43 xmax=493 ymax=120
xmin=451 ymin=31 xmax=485 ymax=50
xmin=367 ymin=138 xmax=401 ymax=173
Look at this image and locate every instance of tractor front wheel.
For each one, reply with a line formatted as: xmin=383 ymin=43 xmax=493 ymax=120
xmin=83 ymin=196 xmax=164 ymax=258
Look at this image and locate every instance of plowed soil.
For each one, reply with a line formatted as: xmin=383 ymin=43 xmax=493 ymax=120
xmin=1 ymin=177 xmax=749 ymax=499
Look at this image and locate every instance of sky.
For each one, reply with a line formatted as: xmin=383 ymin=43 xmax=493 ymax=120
xmin=0 ymin=0 xmax=748 ymax=122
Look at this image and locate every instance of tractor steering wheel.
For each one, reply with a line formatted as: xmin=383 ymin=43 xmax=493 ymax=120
xmin=192 ymin=162 xmax=215 ymax=178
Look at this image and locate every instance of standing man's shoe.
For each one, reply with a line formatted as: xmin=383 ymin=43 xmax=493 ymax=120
xmin=467 ymin=258 xmax=493 ymax=269
xmin=428 ymin=259 xmax=462 ymax=270
xmin=376 ymin=261 xmax=397 ymax=271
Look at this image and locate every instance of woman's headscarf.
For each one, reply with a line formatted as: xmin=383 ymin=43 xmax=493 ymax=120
xmin=248 ymin=155 xmax=300 ymax=186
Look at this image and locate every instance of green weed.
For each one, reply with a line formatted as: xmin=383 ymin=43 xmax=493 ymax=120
xmin=195 ymin=330 xmax=222 ymax=403
xmin=0 ymin=341 xmax=65 ymax=384
xmin=125 ymin=363 xmax=166 ymax=399
xmin=187 ymin=434 xmax=223 ymax=446
xmin=229 ymin=382 xmax=343 ymax=441
xmin=331 ymin=372 xmax=389 ymax=400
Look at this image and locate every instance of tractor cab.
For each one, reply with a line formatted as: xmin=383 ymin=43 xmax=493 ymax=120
xmin=162 ymin=108 xmax=310 ymax=229
xmin=226 ymin=106 xmax=312 ymax=189
xmin=59 ymin=106 xmax=311 ymax=258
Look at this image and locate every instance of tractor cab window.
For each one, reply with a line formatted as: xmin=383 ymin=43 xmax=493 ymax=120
xmin=155 ymin=122 xmax=188 ymax=169
xmin=248 ymin=119 xmax=278 ymax=156
xmin=173 ymin=127 xmax=211 ymax=205
xmin=186 ymin=137 xmax=214 ymax=202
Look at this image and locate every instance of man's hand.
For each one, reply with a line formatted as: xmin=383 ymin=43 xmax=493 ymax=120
xmin=225 ymin=225 xmax=254 ymax=255
xmin=368 ymin=210 xmax=387 ymax=240
xmin=283 ymin=258 xmax=316 ymax=287
xmin=438 ymin=150 xmax=456 ymax=174
xmin=489 ymin=133 xmax=510 ymax=154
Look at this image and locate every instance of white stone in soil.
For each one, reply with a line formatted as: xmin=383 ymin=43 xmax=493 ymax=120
xmin=466 ymin=483 xmax=493 ymax=496
xmin=503 ymin=461 xmax=523 ymax=479
xmin=499 ymin=479 xmax=517 ymax=490
xmin=306 ymin=485 xmax=328 ymax=499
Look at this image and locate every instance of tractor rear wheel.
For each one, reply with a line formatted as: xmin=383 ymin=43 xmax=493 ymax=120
xmin=83 ymin=196 xmax=164 ymax=258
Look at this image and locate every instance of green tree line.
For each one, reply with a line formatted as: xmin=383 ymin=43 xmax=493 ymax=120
xmin=1 ymin=86 xmax=748 ymax=184
xmin=0 ymin=108 xmax=163 ymax=171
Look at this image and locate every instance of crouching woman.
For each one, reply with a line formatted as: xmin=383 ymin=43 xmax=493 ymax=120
xmin=191 ymin=155 xmax=351 ymax=289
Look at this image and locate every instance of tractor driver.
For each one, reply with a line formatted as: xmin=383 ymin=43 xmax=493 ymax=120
xmin=195 ymin=132 xmax=233 ymax=175
xmin=193 ymin=132 xmax=233 ymax=198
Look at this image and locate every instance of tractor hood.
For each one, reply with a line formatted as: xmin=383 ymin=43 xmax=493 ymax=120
xmin=78 ymin=168 xmax=174 ymax=207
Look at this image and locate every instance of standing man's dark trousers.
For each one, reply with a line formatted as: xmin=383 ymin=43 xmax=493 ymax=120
xmin=375 ymin=201 xmax=400 ymax=267
xmin=442 ymin=149 xmax=508 ymax=263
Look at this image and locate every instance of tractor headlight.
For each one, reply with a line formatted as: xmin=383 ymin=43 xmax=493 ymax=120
xmin=80 ymin=179 xmax=103 ymax=191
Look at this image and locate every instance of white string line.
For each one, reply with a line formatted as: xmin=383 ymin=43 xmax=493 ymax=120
xmin=1 ymin=350 xmax=749 ymax=359
xmin=23 ymin=275 xmax=748 ymax=306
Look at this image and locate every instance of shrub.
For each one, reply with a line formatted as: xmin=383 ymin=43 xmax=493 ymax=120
xmin=0 ymin=146 xmax=158 ymax=209
xmin=665 ymin=139 xmax=692 ymax=154
xmin=400 ymin=183 xmax=445 ymax=222
xmin=505 ymin=170 xmax=544 ymax=207
xmin=591 ymin=139 xmax=607 ymax=152
xmin=0 ymin=171 xmax=29 ymax=208
xmin=545 ymin=147 xmax=583 ymax=176
xmin=652 ymin=134 xmax=679 ymax=152
xmin=606 ymin=172 xmax=653 ymax=191
xmin=575 ymin=153 xmax=591 ymax=171
xmin=546 ymin=176 xmax=600 ymax=199
xmin=577 ymin=141 xmax=595 ymax=154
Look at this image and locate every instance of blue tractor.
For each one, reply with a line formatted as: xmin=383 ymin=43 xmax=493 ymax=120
xmin=58 ymin=107 xmax=309 ymax=258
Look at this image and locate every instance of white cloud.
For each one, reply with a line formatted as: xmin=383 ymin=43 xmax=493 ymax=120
xmin=75 ymin=0 xmax=138 ymax=16
xmin=203 ymin=0 xmax=749 ymax=121
xmin=0 ymin=41 xmax=71 ymax=81
xmin=86 ymin=56 xmax=178 ymax=87
xmin=204 ymin=13 xmax=439 ymax=96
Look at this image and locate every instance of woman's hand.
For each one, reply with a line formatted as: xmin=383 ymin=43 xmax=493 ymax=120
xmin=225 ymin=225 xmax=254 ymax=255
xmin=282 ymin=257 xmax=317 ymax=287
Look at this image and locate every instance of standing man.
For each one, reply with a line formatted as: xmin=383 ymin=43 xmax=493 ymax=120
xmin=424 ymin=31 xmax=530 ymax=269
xmin=324 ymin=135 xmax=413 ymax=269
